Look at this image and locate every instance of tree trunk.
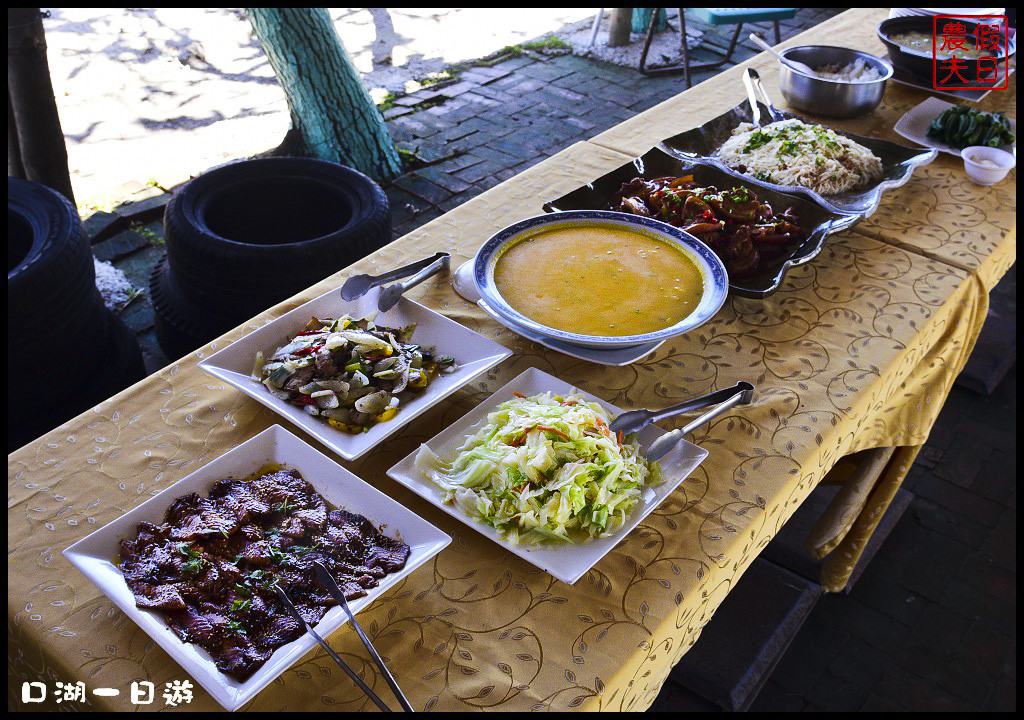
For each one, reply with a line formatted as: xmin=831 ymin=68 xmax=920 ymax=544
xmin=8 ymin=8 xmax=75 ymax=205
xmin=608 ymin=8 xmax=634 ymax=48
xmin=247 ymin=8 xmax=402 ymax=184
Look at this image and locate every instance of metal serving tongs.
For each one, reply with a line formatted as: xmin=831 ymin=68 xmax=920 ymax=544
xmin=340 ymin=251 xmax=450 ymax=311
xmin=313 ymin=561 xmax=415 ymax=712
xmin=610 ymin=381 xmax=755 ymax=462
xmin=742 ymin=67 xmax=786 ymax=127
xmin=273 ymin=585 xmax=396 ymax=712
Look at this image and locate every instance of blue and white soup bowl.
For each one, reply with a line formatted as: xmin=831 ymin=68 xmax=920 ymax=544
xmin=473 ymin=210 xmax=729 ymax=349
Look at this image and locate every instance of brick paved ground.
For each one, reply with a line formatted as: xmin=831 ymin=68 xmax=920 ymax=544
xmin=85 ymin=8 xmax=1014 ymax=712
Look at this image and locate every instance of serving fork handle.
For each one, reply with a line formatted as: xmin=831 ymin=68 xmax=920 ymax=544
xmin=314 ymin=562 xmax=415 ymax=712
xmin=648 ymin=381 xmax=754 ymax=427
xmin=273 ymin=585 xmax=393 ymax=712
xmin=644 ymin=382 xmax=756 ymax=461
xmin=744 ymin=68 xmax=786 ymax=124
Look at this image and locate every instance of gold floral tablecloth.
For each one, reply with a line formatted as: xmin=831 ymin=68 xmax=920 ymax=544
xmin=588 ymin=6 xmax=1015 ymax=590
xmin=8 ymin=9 xmax=1016 ymax=713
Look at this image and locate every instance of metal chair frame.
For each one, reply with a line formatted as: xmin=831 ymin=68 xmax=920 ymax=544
xmin=638 ymin=8 xmax=784 ymax=88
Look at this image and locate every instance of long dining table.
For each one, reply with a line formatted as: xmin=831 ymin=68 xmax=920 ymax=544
xmin=8 ymin=8 xmax=1016 ymax=712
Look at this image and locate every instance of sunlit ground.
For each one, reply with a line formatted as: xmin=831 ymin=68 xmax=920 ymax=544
xmin=41 ymin=8 xmax=596 ymax=210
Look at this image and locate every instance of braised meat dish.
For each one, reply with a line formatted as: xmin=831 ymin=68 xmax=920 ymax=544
xmin=118 ymin=468 xmax=410 ymax=681
xmin=610 ymin=176 xmax=806 ymax=278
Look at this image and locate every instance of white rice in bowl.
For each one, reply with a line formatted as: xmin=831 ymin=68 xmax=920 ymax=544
xmin=813 ymin=58 xmax=883 ymax=83
xmin=716 ymin=118 xmax=884 ymax=195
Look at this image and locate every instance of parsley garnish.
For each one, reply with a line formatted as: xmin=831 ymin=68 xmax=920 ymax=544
xmin=743 ymin=128 xmax=775 ymax=152
xmin=779 ymin=139 xmax=801 ymax=156
xmin=177 ymin=543 xmax=204 ymax=575
xmin=290 ymin=540 xmax=322 ymax=557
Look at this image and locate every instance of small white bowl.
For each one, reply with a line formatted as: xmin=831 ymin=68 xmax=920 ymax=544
xmin=961 ymin=146 xmax=1016 ymax=186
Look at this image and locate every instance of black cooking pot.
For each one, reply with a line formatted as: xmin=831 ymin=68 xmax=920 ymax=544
xmin=877 ymin=15 xmax=1015 ymax=82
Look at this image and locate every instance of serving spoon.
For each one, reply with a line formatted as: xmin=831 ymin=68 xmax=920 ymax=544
xmin=340 ymin=251 xmax=449 ymax=303
xmin=610 ymin=382 xmax=755 ymax=462
xmin=748 ymin=32 xmax=817 ymax=78
xmin=377 ymin=252 xmax=451 ymax=312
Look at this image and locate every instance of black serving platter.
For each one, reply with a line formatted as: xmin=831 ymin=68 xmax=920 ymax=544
xmin=543 ymin=146 xmax=860 ymax=298
xmin=657 ymin=101 xmax=937 ymax=218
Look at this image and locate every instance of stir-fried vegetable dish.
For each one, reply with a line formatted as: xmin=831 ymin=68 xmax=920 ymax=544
xmin=610 ymin=175 xmax=806 ymax=277
xmin=254 ymin=314 xmax=456 ymax=433
xmin=415 ymin=391 xmax=662 ymax=544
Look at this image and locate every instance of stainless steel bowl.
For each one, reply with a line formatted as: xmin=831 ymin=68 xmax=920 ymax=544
xmin=777 ymin=45 xmax=892 ymax=118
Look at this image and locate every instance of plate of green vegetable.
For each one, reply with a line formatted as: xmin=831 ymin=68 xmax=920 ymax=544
xmin=895 ymin=96 xmax=1015 ymax=157
xmin=386 ymin=367 xmax=712 ymax=585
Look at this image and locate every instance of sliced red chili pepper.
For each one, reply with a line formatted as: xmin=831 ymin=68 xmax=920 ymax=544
xmin=292 ymin=341 xmax=325 ymax=357
xmin=294 ymin=395 xmax=318 ymax=406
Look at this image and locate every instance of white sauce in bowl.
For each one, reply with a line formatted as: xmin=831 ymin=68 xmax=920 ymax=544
xmin=969 ymin=157 xmax=1003 ymax=169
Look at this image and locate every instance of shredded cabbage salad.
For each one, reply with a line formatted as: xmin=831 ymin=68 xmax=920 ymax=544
xmin=415 ymin=392 xmax=663 ymax=544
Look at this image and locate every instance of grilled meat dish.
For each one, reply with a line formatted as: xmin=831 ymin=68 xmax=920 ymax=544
xmin=119 ymin=468 xmax=410 ymax=681
xmin=610 ymin=176 xmax=806 ymax=278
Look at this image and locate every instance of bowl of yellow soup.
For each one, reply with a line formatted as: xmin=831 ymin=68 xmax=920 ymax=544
xmin=473 ymin=210 xmax=728 ymax=349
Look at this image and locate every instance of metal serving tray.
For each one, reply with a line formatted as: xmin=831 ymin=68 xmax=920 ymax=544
xmin=658 ymin=100 xmax=938 ymax=218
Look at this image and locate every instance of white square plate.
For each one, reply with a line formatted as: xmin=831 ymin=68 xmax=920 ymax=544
xmin=894 ymin=96 xmax=1016 ymax=157
xmin=386 ymin=367 xmax=709 ymax=585
xmin=63 ymin=424 xmax=451 ymax=711
xmin=198 ymin=287 xmax=512 ymax=460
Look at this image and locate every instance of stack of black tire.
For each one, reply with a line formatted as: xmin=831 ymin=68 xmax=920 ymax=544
xmin=151 ymin=157 xmax=392 ymax=360
xmin=8 ymin=178 xmax=146 ymax=452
